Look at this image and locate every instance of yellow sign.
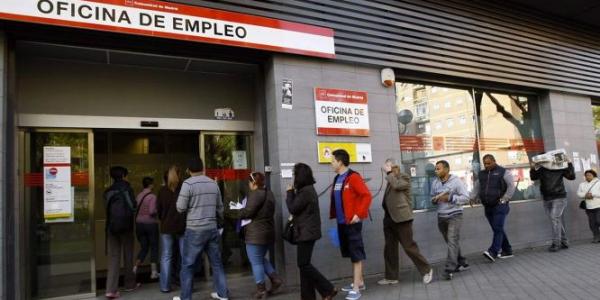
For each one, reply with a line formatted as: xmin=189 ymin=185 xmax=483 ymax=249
xmin=317 ymin=142 xmax=372 ymax=163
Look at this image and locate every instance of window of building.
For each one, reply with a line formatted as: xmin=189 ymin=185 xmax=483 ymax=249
xmin=444 ymin=101 xmax=452 ymax=108
xmin=397 ymin=83 xmax=544 ymax=210
xmin=433 ymin=103 xmax=440 ymax=110
xmin=416 ymin=102 xmax=428 ymax=119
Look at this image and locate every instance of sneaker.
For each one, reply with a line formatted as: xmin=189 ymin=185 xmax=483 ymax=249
xmin=345 ymin=290 xmax=361 ymax=300
xmin=422 ymin=268 xmax=433 ymax=284
xmin=341 ymin=283 xmax=366 ymax=292
xmin=210 ymin=292 xmax=229 ymax=300
xmin=172 ymin=297 xmax=181 ymax=300
xmin=483 ymin=251 xmax=496 ymax=263
xmin=456 ymin=263 xmax=470 ymax=272
xmin=377 ymin=278 xmax=398 ymax=285
xmin=560 ymin=242 xmax=569 ymax=249
xmin=105 ymin=292 xmax=120 ymax=299
xmin=548 ymin=244 xmax=560 ymax=252
xmin=497 ymin=252 xmax=514 ymax=259
xmin=151 ymin=271 xmax=160 ymax=280
xmin=443 ymin=271 xmax=453 ymax=281
xmin=123 ymin=283 xmax=141 ymax=292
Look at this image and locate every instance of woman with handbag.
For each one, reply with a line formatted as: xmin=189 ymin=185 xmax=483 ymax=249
xmin=286 ymin=163 xmax=338 ymax=300
xmin=232 ymin=172 xmax=283 ymax=298
xmin=577 ymin=169 xmax=600 ymax=243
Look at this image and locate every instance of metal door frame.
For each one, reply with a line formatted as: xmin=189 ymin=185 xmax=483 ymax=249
xmin=18 ymin=127 xmax=96 ymax=300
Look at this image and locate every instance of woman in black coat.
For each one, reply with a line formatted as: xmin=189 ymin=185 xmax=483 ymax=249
xmin=286 ymin=163 xmax=338 ymax=300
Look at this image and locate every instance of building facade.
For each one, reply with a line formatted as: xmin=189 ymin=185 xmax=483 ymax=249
xmin=1 ymin=0 xmax=600 ymax=299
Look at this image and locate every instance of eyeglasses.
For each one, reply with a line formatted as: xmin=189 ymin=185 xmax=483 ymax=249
xmin=249 ymin=173 xmax=256 ymax=183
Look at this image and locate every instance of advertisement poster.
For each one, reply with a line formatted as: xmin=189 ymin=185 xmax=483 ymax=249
xmin=314 ymin=88 xmax=370 ymax=136
xmin=317 ymin=142 xmax=372 ymax=163
xmin=282 ymin=79 xmax=293 ymax=109
xmin=43 ymin=147 xmax=73 ymax=222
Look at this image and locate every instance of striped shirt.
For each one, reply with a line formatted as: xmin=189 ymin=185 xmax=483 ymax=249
xmin=176 ymin=175 xmax=223 ymax=231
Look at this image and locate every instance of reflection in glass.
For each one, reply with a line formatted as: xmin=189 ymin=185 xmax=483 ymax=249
xmin=396 ymin=83 xmax=545 ymax=210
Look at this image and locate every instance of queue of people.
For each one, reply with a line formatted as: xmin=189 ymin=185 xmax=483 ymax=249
xmin=103 ymin=148 xmax=593 ymax=300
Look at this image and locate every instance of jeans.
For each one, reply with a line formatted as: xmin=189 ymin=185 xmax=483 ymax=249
xmin=438 ymin=214 xmax=466 ymax=273
xmin=543 ymin=198 xmax=568 ymax=246
xmin=245 ymin=244 xmax=276 ymax=284
xmin=383 ymin=215 xmax=431 ymax=279
xmin=586 ymin=208 xmax=600 ymax=240
xmin=180 ymin=229 xmax=228 ymax=300
xmin=297 ymin=240 xmax=335 ymax=300
xmin=136 ymin=222 xmax=159 ymax=263
xmin=484 ymin=203 xmax=512 ymax=256
xmin=160 ymin=233 xmax=183 ymax=292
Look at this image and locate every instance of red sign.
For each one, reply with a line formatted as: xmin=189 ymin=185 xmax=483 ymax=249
xmin=0 ymin=0 xmax=335 ymax=58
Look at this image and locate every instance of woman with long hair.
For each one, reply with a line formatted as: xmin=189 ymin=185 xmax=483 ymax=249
xmin=286 ymin=163 xmax=337 ymax=300
xmin=156 ymin=166 xmax=186 ymax=292
xmin=233 ymin=172 xmax=283 ymax=298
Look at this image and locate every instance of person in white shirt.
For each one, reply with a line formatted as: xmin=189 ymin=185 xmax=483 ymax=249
xmin=576 ymin=169 xmax=600 ymax=243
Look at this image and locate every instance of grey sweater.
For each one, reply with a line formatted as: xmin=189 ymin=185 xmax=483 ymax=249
xmin=176 ymin=175 xmax=223 ymax=231
xmin=430 ymin=175 xmax=470 ymax=218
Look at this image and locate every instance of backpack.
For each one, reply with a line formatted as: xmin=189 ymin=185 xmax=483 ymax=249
xmin=106 ymin=188 xmax=135 ymax=234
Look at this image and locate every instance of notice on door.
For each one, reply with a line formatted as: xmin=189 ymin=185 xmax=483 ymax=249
xmin=43 ymin=147 xmax=74 ymax=222
xmin=232 ymin=150 xmax=248 ymax=170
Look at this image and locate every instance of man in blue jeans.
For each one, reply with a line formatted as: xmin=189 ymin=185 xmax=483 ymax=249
xmin=471 ymin=154 xmax=516 ymax=262
xmin=174 ymin=158 xmax=228 ymax=300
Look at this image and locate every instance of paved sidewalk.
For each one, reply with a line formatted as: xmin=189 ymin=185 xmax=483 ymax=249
xmin=96 ymin=242 xmax=600 ymax=300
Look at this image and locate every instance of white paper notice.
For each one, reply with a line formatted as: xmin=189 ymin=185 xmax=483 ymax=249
xmin=281 ymin=169 xmax=293 ymax=178
xmin=232 ymin=151 xmax=248 ymax=170
xmin=582 ymin=158 xmax=592 ymax=171
xmin=43 ymin=147 xmax=73 ymax=222
xmin=592 ymin=154 xmax=598 ymax=165
xmin=573 ymin=158 xmax=582 ymax=172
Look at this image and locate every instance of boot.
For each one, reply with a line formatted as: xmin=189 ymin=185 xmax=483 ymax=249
xmin=267 ymin=273 xmax=283 ymax=295
xmin=254 ymin=283 xmax=267 ymax=299
xmin=150 ymin=263 xmax=159 ymax=279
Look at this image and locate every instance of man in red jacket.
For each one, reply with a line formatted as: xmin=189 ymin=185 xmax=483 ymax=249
xmin=330 ymin=149 xmax=372 ymax=300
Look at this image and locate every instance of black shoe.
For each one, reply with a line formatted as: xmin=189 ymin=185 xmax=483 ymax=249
xmin=560 ymin=243 xmax=569 ymax=249
xmin=548 ymin=244 xmax=560 ymax=252
xmin=443 ymin=271 xmax=453 ymax=280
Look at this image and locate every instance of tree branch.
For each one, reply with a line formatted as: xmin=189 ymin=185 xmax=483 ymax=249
xmin=486 ymin=92 xmax=522 ymax=130
xmin=509 ymin=95 xmax=527 ymax=113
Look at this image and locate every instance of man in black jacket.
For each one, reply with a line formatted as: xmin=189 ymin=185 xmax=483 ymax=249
xmin=471 ymin=155 xmax=516 ymax=262
xmin=530 ymin=157 xmax=576 ymax=252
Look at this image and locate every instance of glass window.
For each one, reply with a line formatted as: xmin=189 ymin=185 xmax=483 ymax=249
xmin=397 ymin=83 xmax=544 ymax=210
xmin=594 ymin=104 xmax=600 ymax=155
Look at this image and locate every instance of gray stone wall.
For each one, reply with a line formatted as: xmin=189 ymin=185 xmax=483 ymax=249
xmin=264 ymin=56 xmax=598 ymax=286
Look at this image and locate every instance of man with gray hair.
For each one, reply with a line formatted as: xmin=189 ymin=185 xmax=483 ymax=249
xmin=378 ymin=159 xmax=433 ymax=286
xmin=431 ymin=160 xmax=470 ymax=280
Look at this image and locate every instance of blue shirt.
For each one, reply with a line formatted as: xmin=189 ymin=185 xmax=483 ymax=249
xmin=334 ymin=171 xmax=349 ymax=224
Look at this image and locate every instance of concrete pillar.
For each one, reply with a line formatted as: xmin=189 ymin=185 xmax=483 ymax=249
xmin=0 ymin=30 xmax=6 ymax=300
xmin=539 ymin=91 xmax=597 ymax=242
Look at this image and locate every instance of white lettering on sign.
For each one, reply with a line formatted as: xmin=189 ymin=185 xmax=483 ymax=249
xmin=314 ymin=88 xmax=370 ymax=136
xmin=0 ymin=0 xmax=335 ymax=58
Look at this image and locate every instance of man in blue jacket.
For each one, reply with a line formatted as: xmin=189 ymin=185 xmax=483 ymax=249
xmin=471 ymin=154 xmax=516 ymax=262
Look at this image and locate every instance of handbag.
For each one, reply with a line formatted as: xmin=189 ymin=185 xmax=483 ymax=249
xmin=579 ymin=180 xmax=599 ymax=210
xmin=282 ymin=215 xmax=296 ymax=245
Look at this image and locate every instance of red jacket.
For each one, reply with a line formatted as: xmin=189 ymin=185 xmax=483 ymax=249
xmin=330 ymin=170 xmax=372 ymax=224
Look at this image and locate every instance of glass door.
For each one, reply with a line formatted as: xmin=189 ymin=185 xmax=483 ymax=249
xmin=22 ymin=129 xmax=95 ymax=299
xmin=201 ymin=132 xmax=253 ymax=274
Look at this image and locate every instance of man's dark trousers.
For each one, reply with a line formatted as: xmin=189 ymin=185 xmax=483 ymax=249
xmin=484 ymin=203 xmax=512 ymax=256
